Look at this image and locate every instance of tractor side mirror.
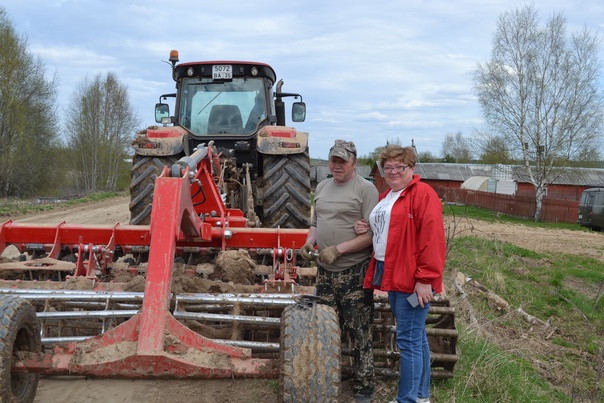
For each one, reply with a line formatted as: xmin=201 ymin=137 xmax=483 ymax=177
xmin=292 ymin=102 xmax=306 ymax=122
xmin=155 ymin=103 xmax=171 ymax=124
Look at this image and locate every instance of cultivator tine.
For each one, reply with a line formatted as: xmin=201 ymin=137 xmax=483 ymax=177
xmin=0 ymin=257 xmax=75 ymax=274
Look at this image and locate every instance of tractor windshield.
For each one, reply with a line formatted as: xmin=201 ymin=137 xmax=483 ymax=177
xmin=179 ymin=77 xmax=267 ymax=136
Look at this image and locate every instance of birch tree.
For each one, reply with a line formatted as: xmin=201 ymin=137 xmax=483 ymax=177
xmin=474 ymin=5 xmax=604 ymax=221
xmin=65 ymin=72 xmax=139 ymax=192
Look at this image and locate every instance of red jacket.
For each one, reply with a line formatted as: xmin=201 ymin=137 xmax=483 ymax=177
xmin=363 ymin=175 xmax=445 ymax=293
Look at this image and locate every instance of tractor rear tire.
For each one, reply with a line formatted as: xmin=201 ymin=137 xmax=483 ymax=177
xmin=129 ymin=154 xmax=180 ymax=225
xmin=262 ymin=151 xmax=311 ymax=228
xmin=0 ymin=295 xmax=41 ymax=403
xmin=280 ymin=302 xmax=340 ymax=403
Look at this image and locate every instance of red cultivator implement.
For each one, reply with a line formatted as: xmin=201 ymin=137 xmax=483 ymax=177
xmin=0 ymin=143 xmax=457 ymax=402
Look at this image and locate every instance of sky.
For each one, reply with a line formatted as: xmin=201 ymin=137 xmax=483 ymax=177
xmin=3 ymin=0 xmax=604 ymax=160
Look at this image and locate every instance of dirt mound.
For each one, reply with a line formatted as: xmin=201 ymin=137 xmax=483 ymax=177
xmin=102 ymin=251 xmax=261 ymax=294
xmin=213 ymin=249 xmax=256 ymax=284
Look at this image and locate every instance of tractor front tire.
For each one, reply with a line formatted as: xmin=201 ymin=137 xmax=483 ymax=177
xmin=129 ymin=154 xmax=180 ymax=225
xmin=262 ymin=152 xmax=311 ymax=229
xmin=280 ymin=302 xmax=340 ymax=403
xmin=0 ymin=295 xmax=41 ymax=403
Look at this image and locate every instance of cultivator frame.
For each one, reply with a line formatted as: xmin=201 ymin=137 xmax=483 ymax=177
xmin=0 ymin=142 xmax=457 ymax=400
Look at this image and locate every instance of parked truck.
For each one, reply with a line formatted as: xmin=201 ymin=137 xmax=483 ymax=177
xmin=577 ymin=187 xmax=604 ymax=231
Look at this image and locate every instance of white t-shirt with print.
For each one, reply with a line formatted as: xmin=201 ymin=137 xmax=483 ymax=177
xmin=369 ymin=188 xmax=402 ymax=261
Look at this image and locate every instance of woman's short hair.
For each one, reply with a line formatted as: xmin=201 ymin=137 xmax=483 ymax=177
xmin=379 ymin=145 xmax=417 ymax=168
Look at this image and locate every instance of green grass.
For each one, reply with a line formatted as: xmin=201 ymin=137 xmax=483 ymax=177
xmin=268 ymin=380 xmax=279 ymax=394
xmin=430 ymin=232 xmax=604 ymax=402
xmin=431 ymin=326 xmax=569 ymax=402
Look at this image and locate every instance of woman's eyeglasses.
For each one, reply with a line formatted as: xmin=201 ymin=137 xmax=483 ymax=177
xmin=382 ymin=165 xmax=409 ymax=174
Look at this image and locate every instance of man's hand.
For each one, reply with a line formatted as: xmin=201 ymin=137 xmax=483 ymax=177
xmin=354 ymin=219 xmax=370 ymax=235
xmin=300 ymin=242 xmax=316 ymax=260
xmin=317 ymin=245 xmax=341 ymax=265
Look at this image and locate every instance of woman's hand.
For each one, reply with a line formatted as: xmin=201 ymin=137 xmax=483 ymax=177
xmin=354 ymin=219 xmax=370 ymax=235
xmin=415 ymin=282 xmax=434 ymax=308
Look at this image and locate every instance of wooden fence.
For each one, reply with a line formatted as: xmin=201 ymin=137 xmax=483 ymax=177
xmin=435 ymin=187 xmax=579 ymax=223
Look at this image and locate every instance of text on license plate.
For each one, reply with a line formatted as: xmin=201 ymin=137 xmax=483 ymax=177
xmin=213 ymin=65 xmax=232 ymax=79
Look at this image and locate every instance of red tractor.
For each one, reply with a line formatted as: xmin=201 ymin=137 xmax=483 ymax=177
xmin=130 ymin=50 xmax=311 ymax=229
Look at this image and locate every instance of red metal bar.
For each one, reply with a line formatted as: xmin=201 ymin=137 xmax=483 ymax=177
xmin=137 ymin=168 xmax=201 ymax=354
xmin=0 ymin=223 xmax=307 ymax=256
xmin=13 ymin=313 xmax=277 ymax=378
xmin=0 ymin=222 xmax=152 ymax=255
xmin=0 ymin=220 xmax=15 ymax=253
xmin=47 ymin=221 xmax=66 ymax=259
xmin=191 ymin=149 xmax=227 ymax=225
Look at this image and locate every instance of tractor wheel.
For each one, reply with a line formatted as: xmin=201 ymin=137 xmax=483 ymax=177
xmin=0 ymin=295 xmax=41 ymax=403
xmin=129 ymin=154 xmax=180 ymax=225
xmin=262 ymin=151 xmax=311 ymax=228
xmin=280 ymin=301 xmax=340 ymax=403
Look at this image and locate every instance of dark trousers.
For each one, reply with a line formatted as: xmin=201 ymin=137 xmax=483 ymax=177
xmin=316 ymin=258 xmax=375 ymax=395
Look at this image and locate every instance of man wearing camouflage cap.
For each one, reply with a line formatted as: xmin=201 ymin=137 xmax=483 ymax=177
xmin=301 ymin=139 xmax=379 ymax=401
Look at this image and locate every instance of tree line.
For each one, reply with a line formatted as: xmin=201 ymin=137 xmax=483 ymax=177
xmin=0 ymin=8 xmax=139 ymax=199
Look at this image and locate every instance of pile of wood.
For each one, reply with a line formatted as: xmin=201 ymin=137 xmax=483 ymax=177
xmin=453 ymin=271 xmax=553 ymax=336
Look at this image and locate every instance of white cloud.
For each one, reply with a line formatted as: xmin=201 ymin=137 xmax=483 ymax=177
xmin=358 ymin=112 xmax=389 ymax=121
xmin=388 ymin=120 xmax=444 ymax=129
xmin=30 ymin=45 xmax=117 ymax=67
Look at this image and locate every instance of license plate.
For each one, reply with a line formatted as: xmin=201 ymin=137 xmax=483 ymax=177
xmin=212 ymin=65 xmax=232 ymax=79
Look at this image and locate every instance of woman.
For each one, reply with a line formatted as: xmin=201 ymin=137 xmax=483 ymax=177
xmin=356 ymin=145 xmax=445 ymax=403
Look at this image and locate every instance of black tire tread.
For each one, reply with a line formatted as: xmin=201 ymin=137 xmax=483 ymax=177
xmin=0 ymin=295 xmax=41 ymax=403
xmin=279 ymin=303 xmax=340 ymax=403
xmin=129 ymin=154 xmax=180 ymax=225
xmin=262 ymin=152 xmax=311 ymax=228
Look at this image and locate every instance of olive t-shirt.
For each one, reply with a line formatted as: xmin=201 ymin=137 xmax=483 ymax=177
xmin=312 ymin=174 xmax=379 ymax=272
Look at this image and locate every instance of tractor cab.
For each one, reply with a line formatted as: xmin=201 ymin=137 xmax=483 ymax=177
xmin=155 ymin=51 xmax=305 ymax=139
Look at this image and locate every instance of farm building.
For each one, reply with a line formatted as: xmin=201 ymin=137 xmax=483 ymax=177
xmin=372 ymin=163 xmax=604 ymax=199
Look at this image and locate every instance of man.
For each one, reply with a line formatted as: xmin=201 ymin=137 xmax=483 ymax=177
xmin=301 ymin=139 xmax=379 ymax=401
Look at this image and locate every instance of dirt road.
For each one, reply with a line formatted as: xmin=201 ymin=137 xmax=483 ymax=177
xmin=8 ymin=196 xmax=604 ymax=402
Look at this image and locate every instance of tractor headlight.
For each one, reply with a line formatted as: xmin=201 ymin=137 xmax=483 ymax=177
xmin=187 ymin=67 xmax=195 ymax=77
xmin=250 ymin=67 xmax=259 ymax=76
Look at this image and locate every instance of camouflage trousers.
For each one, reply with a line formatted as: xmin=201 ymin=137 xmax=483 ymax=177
xmin=316 ymin=258 xmax=375 ymax=396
